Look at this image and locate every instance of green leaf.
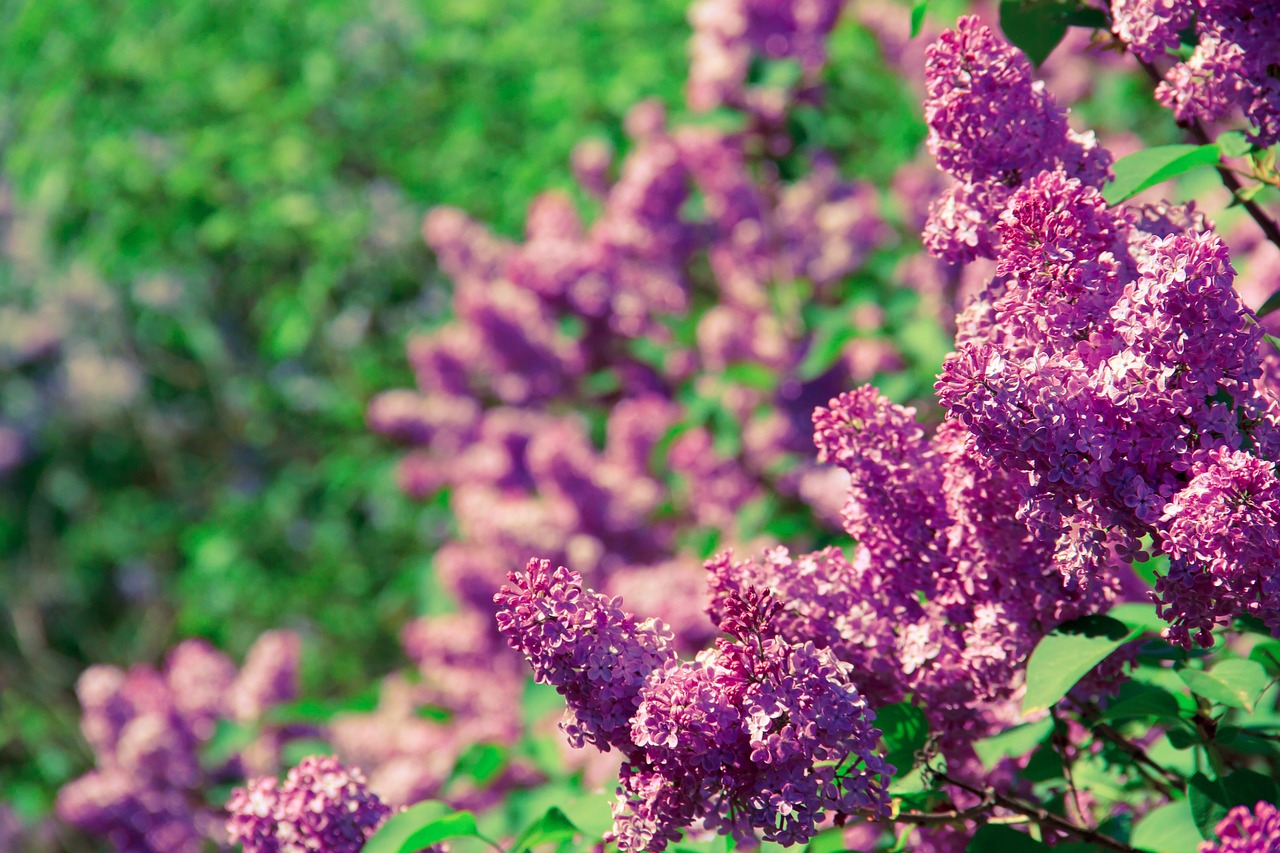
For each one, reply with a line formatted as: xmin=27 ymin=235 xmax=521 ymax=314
xmin=999 ymin=0 xmax=1069 ymax=66
xmin=910 ymin=1 xmax=929 ymax=38
xmin=1249 ymin=641 xmax=1280 ymax=675
xmin=1023 ymin=615 xmax=1141 ymax=714
xmin=1109 ymin=602 xmax=1169 ymax=635
xmin=363 ymin=806 xmax=481 ymax=853
xmin=450 ymin=742 xmax=506 ymax=787
xmin=1189 ymin=770 xmax=1280 ymax=840
xmin=1177 ymin=659 xmax=1270 ymax=712
xmin=877 ymin=702 xmax=929 ymax=775
xmin=721 ymin=361 xmax=777 ymax=391
xmin=1228 ymin=183 xmax=1266 ymax=208
xmin=1098 ymin=682 xmax=1188 ymax=723
xmin=1102 ymin=144 xmax=1222 ymax=205
xmin=1255 ymin=287 xmax=1280 ymax=319
xmin=1132 ymin=799 xmax=1201 ymax=853
xmin=511 ymin=807 xmax=581 ymax=853
xmin=967 ymin=824 xmax=1050 ymax=852
xmin=797 ymin=324 xmax=856 ymax=381
xmin=1217 ymin=130 xmax=1255 ymax=158
xmin=974 ymin=717 xmax=1054 ymax=769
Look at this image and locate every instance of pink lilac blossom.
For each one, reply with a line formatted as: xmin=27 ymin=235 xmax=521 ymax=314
xmin=59 ymin=634 xmax=302 ymax=852
xmin=1111 ymin=0 xmax=1280 ymax=146
xmin=225 ymin=756 xmax=392 ymax=853
xmin=1200 ymin=801 xmax=1280 ymax=853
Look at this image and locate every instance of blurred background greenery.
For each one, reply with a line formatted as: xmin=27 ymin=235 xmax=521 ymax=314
xmin=0 ymin=0 xmax=695 ymax=822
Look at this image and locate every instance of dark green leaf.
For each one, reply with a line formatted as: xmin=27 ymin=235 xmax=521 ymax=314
xmin=511 ymin=807 xmax=581 ymax=853
xmin=967 ymin=824 xmax=1050 ymax=852
xmin=1189 ymin=770 xmax=1280 ymax=840
xmin=797 ymin=325 xmax=857 ymax=381
xmin=999 ymin=1 xmax=1069 ymax=66
xmin=1023 ymin=615 xmax=1141 ymax=714
xmin=974 ymin=717 xmax=1054 ymax=769
xmin=1249 ymin=641 xmax=1280 ymax=675
xmin=1256 ymin=288 xmax=1280 ymax=319
xmin=1102 ymin=144 xmax=1222 ymax=204
xmin=877 ymin=702 xmax=929 ymax=775
xmin=363 ymin=806 xmax=480 ymax=853
xmin=1177 ymin=659 xmax=1270 ymax=712
xmin=1098 ymin=682 xmax=1187 ymax=723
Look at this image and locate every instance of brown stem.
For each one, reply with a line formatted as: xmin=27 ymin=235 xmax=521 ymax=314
xmin=931 ymin=771 xmax=1148 ymax=853
xmin=1078 ymin=704 xmax=1187 ymax=795
xmin=1134 ymin=57 xmax=1280 ymax=250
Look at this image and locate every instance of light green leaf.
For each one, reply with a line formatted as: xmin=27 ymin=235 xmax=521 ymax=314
xmin=1109 ymin=602 xmax=1169 ymax=635
xmin=511 ymin=807 xmax=580 ymax=853
xmin=1177 ymin=659 xmax=1270 ymax=713
xmin=1132 ymin=799 xmax=1201 ymax=853
xmin=1102 ymin=144 xmax=1222 ymax=205
xmin=974 ymin=717 xmax=1054 ymax=769
xmin=363 ymin=806 xmax=480 ymax=853
xmin=1023 ymin=615 xmax=1141 ymax=714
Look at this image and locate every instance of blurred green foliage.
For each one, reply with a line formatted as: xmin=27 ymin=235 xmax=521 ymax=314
xmin=0 ymin=0 xmax=690 ymax=825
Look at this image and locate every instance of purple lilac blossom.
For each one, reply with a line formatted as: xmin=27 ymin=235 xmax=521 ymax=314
xmin=59 ymin=633 xmax=302 ymax=852
xmin=494 ymin=558 xmax=678 ymax=754
xmin=226 ymin=756 xmax=392 ymax=853
xmin=1200 ymin=801 xmax=1280 ymax=853
xmin=922 ymin=16 xmax=1111 ymax=264
xmin=1111 ymin=0 xmax=1280 ymax=146
xmin=1155 ymin=449 xmax=1280 ymax=646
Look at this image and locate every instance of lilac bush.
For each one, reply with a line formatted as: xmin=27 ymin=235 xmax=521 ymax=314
xmin=54 ymin=1 xmax=1280 ymax=851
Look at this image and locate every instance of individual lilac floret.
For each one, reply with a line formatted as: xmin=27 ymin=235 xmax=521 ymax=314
xmin=1155 ymin=449 xmax=1280 ymax=647
xmin=1200 ymin=801 xmax=1280 ymax=853
xmin=608 ymin=587 xmax=892 ymax=852
xmin=494 ymin=558 xmax=677 ymax=754
xmin=226 ymin=756 xmax=392 ymax=853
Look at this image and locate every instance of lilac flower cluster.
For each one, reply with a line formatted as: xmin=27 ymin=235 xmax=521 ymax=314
xmin=916 ymin=20 xmax=1280 ymax=645
xmin=365 ymin=0 xmax=907 ymax=804
xmin=494 ymin=558 xmax=677 ymax=753
xmin=495 ymin=562 xmax=891 ymax=850
xmin=709 ymin=386 xmax=1123 ymax=775
xmin=687 ymin=0 xmax=842 ymax=129
xmin=57 ymin=632 xmax=301 ymax=852
xmin=921 ymin=16 xmax=1111 ymax=264
xmin=226 ymin=755 xmax=392 ymax=853
xmin=1111 ymin=0 xmax=1280 ymax=146
xmin=1201 ymin=801 xmax=1280 ymax=853
xmin=1156 ymin=449 xmax=1280 ymax=646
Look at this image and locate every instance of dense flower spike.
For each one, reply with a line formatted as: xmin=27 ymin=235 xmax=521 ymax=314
xmin=922 ymin=16 xmax=1110 ymax=263
xmin=58 ymin=633 xmax=302 ymax=852
xmin=1111 ymin=0 xmax=1280 ymax=146
xmin=490 ymin=558 xmax=900 ymax=850
xmin=494 ymin=558 xmax=677 ymax=753
xmin=1200 ymin=801 xmax=1280 ymax=853
xmin=226 ymin=756 xmax=392 ymax=853
xmin=1155 ymin=449 xmax=1280 ymax=646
